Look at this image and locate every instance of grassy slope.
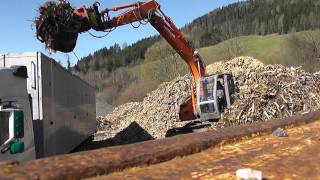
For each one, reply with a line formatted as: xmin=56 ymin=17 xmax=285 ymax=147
xmin=100 ymin=30 xmax=320 ymax=105
xmin=200 ymin=34 xmax=288 ymax=64
xmin=199 ymin=30 xmax=319 ymax=70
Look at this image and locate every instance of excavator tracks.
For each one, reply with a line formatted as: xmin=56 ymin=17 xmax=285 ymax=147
xmin=0 ymin=110 xmax=320 ymax=180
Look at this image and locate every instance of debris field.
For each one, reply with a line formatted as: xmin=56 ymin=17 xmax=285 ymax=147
xmin=96 ymin=57 xmax=320 ymax=141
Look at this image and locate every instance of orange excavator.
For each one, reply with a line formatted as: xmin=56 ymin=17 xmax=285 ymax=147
xmin=36 ymin=0 xmax=235 ymax=121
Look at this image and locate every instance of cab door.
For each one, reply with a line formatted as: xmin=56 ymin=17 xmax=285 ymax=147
xmin=0 ymin=68 xmax=36 ymax=162
xmin=197 ymin=75 xmax=220 ymax=121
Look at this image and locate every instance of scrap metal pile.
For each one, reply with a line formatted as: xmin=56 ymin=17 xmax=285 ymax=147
xmin=96 ymin=57 xmax=320 ymax=141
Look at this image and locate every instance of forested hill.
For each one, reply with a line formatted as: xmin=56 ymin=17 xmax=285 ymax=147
xmin=74 ymin=0 xmax=320 ymax=88
xmin=75 ymin=36 xmax=159 ymax=73
xmin=184 ymin=0 xmax=320 ymax=47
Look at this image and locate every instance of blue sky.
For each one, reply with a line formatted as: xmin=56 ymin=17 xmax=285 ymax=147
xmin=0 ymin=0 xmax=240 ymax=66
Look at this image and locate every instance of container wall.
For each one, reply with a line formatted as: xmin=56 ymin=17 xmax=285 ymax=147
xmin=1 ymin=52 xmax=96 ymax=158
xmin=40 ymin=54 xmax=96 ymax=156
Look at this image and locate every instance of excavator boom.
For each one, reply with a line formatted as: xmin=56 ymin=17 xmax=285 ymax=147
xmin=97 ymin=0 xmax=206 ymax=82
xmin=82 ymin=0 xmax=206 ymax=117
xmin=35 ymin=0 xmax=235 ymax=121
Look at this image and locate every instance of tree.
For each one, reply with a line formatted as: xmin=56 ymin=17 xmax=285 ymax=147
xmin=74 ymin=64 xmax=80 ymax=72
xmin=122 ymin=42 xmax=128 ymax=49
xmin=288 ymin=31 xmax=320 ymax=72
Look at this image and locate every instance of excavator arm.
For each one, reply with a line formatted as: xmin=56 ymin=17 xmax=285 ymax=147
xmin=89 ymin=0 xmax=206 ymax=85
xmin=79 ymin=0 xmax=206 ymax=118
xmin=36 ymin=0 xmax=209 ymax=119
xmin=100 ymin=0 xmax=206 ymax=79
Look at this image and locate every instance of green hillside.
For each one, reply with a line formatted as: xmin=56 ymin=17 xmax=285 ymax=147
xmin=93 ymin=31 xmax=320 ymax=105
xmin=200 ymin=30 xmax=320 ymax=69
xmin=200 ymin=34 xmax=286 ymax=62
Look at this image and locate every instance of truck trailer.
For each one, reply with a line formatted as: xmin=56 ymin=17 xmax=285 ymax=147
xmin=0 ymin=52 xmax=96 ymax=162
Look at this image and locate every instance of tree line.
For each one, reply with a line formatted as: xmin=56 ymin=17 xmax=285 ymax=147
xmin=75 ymin=36 xmax=159 ymax=74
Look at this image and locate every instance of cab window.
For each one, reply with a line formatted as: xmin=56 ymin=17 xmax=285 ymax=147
xmin=227 ymin=75 xmax=236 ymax=103
xmin=0 ymin=112 xmax=10 ymax=145
xmin=200 ymin=79 xmax=214 ymax=102
xmin=200 ymin=103 xmax=215 ymax=113
xmin=227 ymin=75 xmax=235 ymax=95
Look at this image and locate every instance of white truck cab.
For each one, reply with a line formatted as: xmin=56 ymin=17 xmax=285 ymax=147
xmin=0 ymin=66 xmax=36 ymax=161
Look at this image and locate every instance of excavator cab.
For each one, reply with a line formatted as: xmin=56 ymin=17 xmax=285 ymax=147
xmin=196 ymin=72 xmax=235 ymax=121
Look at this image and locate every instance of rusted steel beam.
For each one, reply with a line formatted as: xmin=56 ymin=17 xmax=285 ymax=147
xmin=1 ymin=110 xmax=320 ymax=180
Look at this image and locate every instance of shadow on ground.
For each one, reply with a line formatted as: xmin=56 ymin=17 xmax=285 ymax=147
xmin=73 ymin=121 xmax=154 ymax=152
xmin=74 ymin=120 xmax=217 ymax=152
xmin=165 ymin=120 xmax=214 ymax=137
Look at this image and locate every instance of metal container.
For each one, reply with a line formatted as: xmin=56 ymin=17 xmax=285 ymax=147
xmin=0 ymin=52 xmax=96 ymax=161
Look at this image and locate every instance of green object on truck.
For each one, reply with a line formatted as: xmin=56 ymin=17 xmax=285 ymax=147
xmin=14 ymin=110 xmax=24 ymax=138
xmin=10 ymin=141 xmax=24 ymax=154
